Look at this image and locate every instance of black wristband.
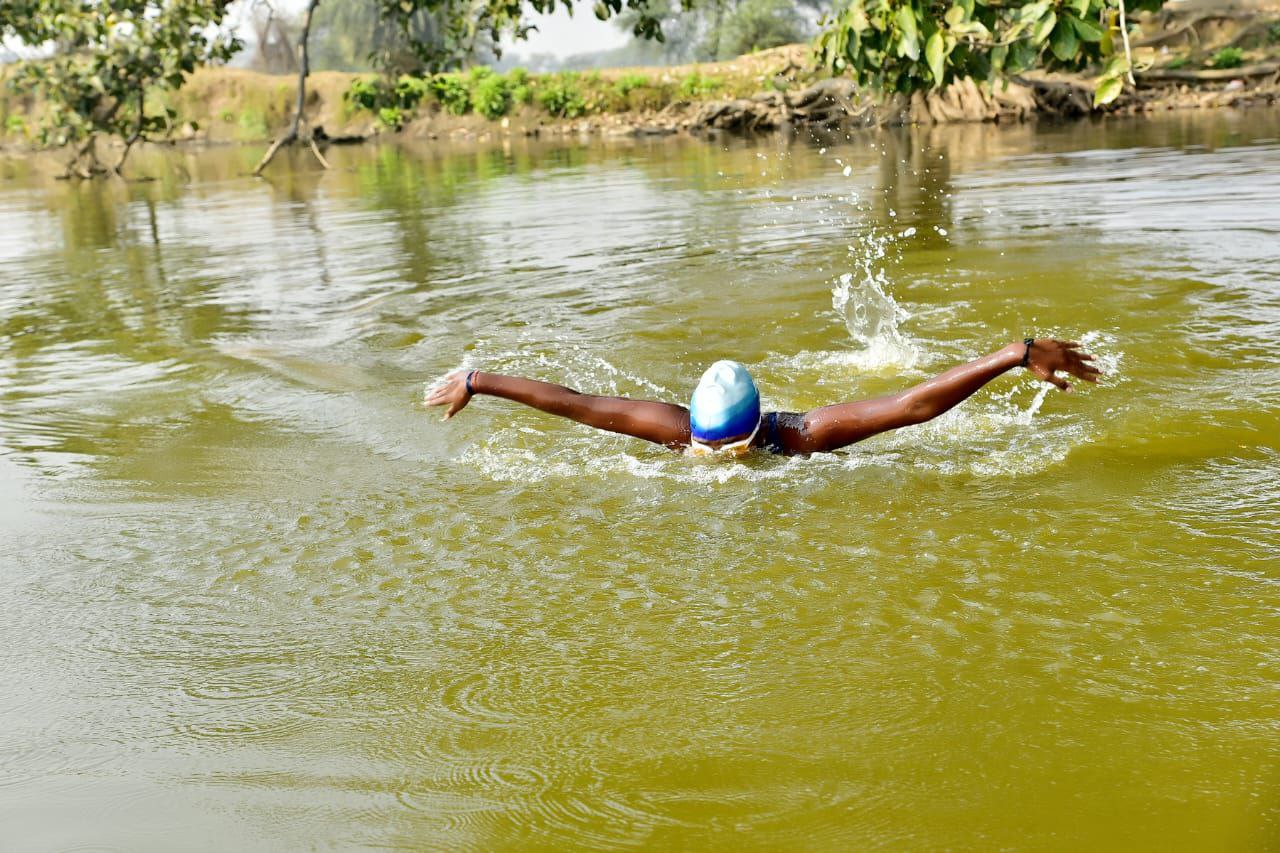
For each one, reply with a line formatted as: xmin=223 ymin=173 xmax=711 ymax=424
xmin=465 ymin=370 xmax=478 ymax=395
xmin=1020 ymin=338 xmax=1034 ymax=368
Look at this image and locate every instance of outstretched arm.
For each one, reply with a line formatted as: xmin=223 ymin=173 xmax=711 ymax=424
xmin=778 ymin=339 xmax=1101 ymax=455
xmin=425 ymin=370 xmax=691 ymax=449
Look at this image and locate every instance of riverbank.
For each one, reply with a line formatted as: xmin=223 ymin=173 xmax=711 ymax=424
xmin=1 ymin=3 xmax=1277 ymax=161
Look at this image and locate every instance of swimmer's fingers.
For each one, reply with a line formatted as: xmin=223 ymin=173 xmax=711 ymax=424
xmin=1073 ymin=363 xmax=1103 ymax=383
xmin=452 ymin=394 xmax=474 ymax=416
xmin=1067 ymin=351 xmax=1102 ymax=383
xmin=1032 ymin=364 xmax=1072 ymax=392
xmin=423 ymin=370 xmax=472 ymax=420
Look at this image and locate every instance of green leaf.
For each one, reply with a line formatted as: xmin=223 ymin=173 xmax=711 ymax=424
xmin=990 ymin=43 xmax=1008 ymax=73
xmin=1094 ymin=75 xmax=1123 ymax=106
xmin=895 ymin=5 xmax=919 ymax=41
xmin=895 ymin=6 xmax=920 ymax=60
xmin=1050 ymin=17 xmax=1079 ymax=61
xmin=926 ymin=30 xmax=946 ymax=87
xmin=1070 ymin=0 xmax=1090 ymax=15
xmin=848 ymin=3 xmax=869 ymax=34
xmin=1071 ymin=15 xmax=1105 ymax=42
xmin=1103 ymin=52 xmax=1130 ymax=77
xmin=1032 ymin=9 xmax=1057 ymax=45
xmin=944 ymin=4 xmax=966 ymax=28
xmin=1020 ymin=1 xmax=1051 ymax=24
xmin=1009 ymin=39 xmax=1038 ymax=73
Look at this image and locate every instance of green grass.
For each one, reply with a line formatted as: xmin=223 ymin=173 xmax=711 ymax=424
xmin=1208 ymin=47 xmax=1245 ymax=69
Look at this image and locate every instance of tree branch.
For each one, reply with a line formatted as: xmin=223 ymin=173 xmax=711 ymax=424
xmin=1117 ymin=0 xmax=1136 ymax=86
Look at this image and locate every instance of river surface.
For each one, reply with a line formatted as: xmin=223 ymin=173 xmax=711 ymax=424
xmin=2 ymin=110 xmax=1279 ymax=851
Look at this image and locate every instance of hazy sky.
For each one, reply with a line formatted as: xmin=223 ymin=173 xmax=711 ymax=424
xmin=501 ymin=5 xmax=631 ymax=58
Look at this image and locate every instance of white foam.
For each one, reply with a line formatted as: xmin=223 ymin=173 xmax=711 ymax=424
xmin=830 ymin=270 xmax=919 ymax=372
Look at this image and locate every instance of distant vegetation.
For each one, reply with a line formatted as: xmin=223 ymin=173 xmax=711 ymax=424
xmin=340 ymin=65 xmax=748 ymax=127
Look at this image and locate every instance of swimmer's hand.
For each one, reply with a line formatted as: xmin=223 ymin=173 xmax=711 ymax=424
xmin=424 ymin=370 xmax=473 ymax=420
xmin=1025 ymin=339 xmax=1102 ymax=392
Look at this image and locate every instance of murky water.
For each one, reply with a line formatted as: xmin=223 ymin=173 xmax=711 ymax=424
xmin=2 ymin=110 xmax=1279 ymax=851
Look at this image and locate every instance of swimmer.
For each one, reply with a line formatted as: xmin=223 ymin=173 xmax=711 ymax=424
xmin=424 ymin=338 xmax=1101 ymax=456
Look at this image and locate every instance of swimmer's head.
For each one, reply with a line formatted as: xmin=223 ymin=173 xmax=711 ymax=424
xmin=689 ymin=360 xmax=761 ymax=457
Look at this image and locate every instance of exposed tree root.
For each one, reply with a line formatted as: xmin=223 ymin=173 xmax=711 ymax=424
xmin=1140 ymin=62 xmax=1280 ymax=83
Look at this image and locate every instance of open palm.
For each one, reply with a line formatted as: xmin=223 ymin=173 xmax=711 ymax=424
xmin=424 ymin=370 xmax=473 ymax=420
xmin=1027 ymin=339 xmax=1102 ymax=392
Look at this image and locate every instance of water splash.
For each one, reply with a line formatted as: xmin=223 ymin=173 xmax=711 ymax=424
xmin=829 ymin=226 xmax=920 ymax=372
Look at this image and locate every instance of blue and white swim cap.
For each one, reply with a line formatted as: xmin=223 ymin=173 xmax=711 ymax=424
xmin=689 ymin=360 xmax=761 ymax=443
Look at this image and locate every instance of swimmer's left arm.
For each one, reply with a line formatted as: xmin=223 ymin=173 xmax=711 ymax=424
xmin=780 ymin=339 xmax=1100 ymax=454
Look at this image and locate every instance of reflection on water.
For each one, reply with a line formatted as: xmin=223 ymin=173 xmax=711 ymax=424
xmin=2 ymin=111 xmax=1279 ymax=850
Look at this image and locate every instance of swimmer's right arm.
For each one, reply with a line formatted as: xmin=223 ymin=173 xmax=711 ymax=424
xmin=425 ymin=370 xmax=693 ymax=449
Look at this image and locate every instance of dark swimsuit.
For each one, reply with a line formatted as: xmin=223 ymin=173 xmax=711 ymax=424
xmin=760 ymin=411 xmax=798 ymax=455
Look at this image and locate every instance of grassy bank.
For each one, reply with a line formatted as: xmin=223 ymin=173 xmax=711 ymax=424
xmin=0 ymin=46 xmax=814 ymax=149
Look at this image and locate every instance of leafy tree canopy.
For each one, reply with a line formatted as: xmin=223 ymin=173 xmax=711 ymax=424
xmin=3 ymin=0 xmax=240 ymax=172
xmin=815 ymin=0 xmax=1165 ymax=105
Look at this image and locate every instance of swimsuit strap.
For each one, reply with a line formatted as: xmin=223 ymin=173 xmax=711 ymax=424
xmin=762 ymin=412 xmax=782 ymax=454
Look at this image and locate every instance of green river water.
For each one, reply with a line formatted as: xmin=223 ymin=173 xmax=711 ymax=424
xmin=1 ymin=110 xmax=1278 ymax=851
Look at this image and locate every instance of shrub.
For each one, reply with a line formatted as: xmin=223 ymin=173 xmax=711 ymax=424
xmin=613 ymin=73 xmax=650 ymax=97
xmin=678 ymin=71 xmax=722 ymax=98
xmin=345 ymin=77 xmax=385 ymax=112
xmin=1209 ymin=47 xmax=1245 ymax=69
xmin=506 ymin=67 xmax=530 ymax=87
xmin=345 ymin=75 xmax=430 ymax=129
xmin=378 ymin=106 xmax=405 ymax=129
xmin=394 ymin=75 xmax=429 ymax=110
xmin=537 ymin=72 xmax=586 ymax=118
xmin=510 ymin=84 xmax=533 ymax=105
xmin=473 ymin=74 xmax=510 ymax=119
xmin=430 ymin=73 xmax=471 ymax=115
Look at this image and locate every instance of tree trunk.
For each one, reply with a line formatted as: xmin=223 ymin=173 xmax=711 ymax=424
xmin=253 ymin=0 xmax=328 ymax=176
